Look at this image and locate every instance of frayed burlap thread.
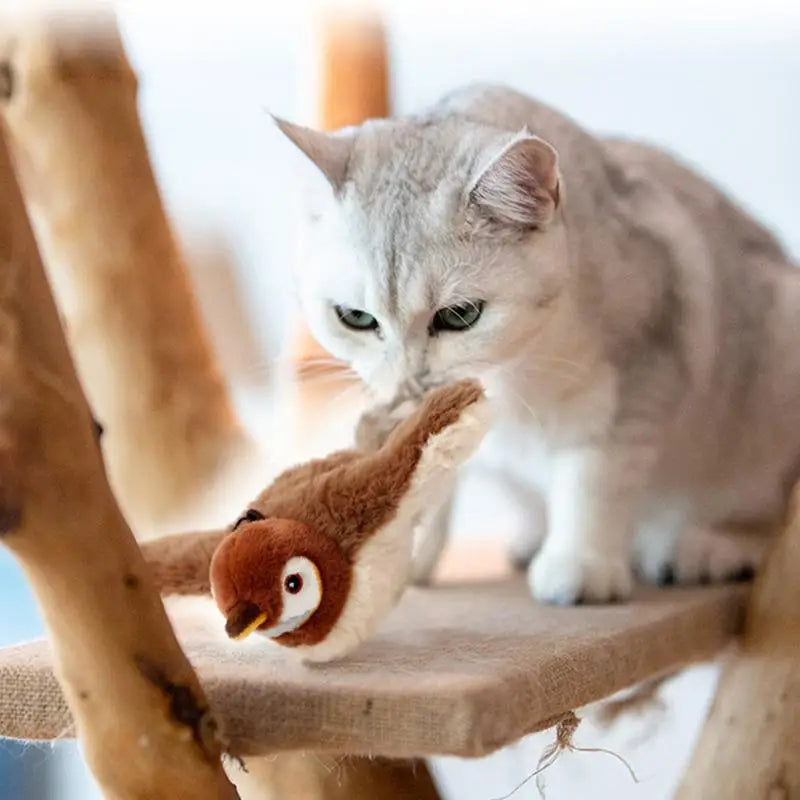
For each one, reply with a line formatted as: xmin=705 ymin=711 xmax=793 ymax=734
xmin=491 ymin=711 xmax=639 ymax=800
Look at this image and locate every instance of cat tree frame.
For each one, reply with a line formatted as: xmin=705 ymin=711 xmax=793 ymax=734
xmin=0 ymin=9 xmax=797 ymax=799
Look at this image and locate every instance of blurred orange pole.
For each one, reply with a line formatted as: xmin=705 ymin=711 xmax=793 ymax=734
xmin=319 ymin=7 xmax=389 ymax=129
xmin=290 ymin=6 xmax=390 ymax=377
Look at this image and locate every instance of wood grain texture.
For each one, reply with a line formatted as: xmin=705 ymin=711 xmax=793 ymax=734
xmin=677 ymin=489 xmax=800 ymax=800
xmin=1 ymin=11 xmax=251 ymax=535
xmin=235 ymin=753 xmax=440 ymax=800
xmin=0 ymin=121 xmax=238 ymax=799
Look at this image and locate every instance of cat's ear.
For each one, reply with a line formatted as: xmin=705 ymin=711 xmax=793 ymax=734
xmin=468 ymin=132 xmax=561 ymax=228
xmin=273 ymin=117 xmax=353 ymax=193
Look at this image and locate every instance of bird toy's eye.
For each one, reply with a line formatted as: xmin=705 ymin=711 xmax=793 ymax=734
xmin=284 ymin=574 xmax=303 ymax=594
xmin=279 ymin=556 xmax=323 ymax=627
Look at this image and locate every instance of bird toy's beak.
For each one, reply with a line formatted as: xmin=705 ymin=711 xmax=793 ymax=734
xmin=224 ymin=602 xmax=269 ymax=641
xmin=232 ymin=612 xmax=268 ymax=641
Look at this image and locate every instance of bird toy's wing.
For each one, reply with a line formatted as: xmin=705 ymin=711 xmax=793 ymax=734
xmin=140 ymin=529 xmax=227 ymax=596
xmin=260 ymin=449 xmax=362 ymax=500
xmin=381 ymin=379 xmax=491 ymax=516
xmin=355 ymin=391 xmax=420 ymax=453
xmin=383 ymin=379 xmax=489 ymax=456
xmin=283 ymin=379 xmax=491 ymax=556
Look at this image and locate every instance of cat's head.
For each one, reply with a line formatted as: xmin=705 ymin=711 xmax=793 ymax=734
xmin=277 ymin=113 xmax=568 ymax=401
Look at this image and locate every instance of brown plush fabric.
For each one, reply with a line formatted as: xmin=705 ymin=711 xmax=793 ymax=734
xmin=263 ymin=451 xmax=363 ymax=496
xmin=251 ymin=380 xmax=483 ymax=557
xmin=0 ymin=574 xmax=748 ymax=758
xmin=140 ymin=380 xmax=484 ymax=651
xmin=209 ymin=520 xmax=351 ymax=647
xmin=140 ymin=530 xmax=227 ymax=595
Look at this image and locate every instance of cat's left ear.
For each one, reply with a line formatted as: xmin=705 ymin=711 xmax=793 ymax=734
xmin=468 ymin=131 xmax=561 ymax=228
xmin=273 ymin=117 xmax=354 ymax=193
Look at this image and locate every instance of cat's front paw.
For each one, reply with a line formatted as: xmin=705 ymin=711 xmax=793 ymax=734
xmin=635 ymin=526 xmax=764 ymax=586
xmin=508 ymin=527 xmax=544 ymax=570
xmin=528 ymin=548 xmax=633 ymax=605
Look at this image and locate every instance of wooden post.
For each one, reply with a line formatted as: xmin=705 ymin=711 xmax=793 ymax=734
xmin=677 ymin=488 xmax=800 ymax=799
xmin=235 ymin=753 xmax=440 ymax=800
xmin=0 ymin=123 xmax=238 ymax=799
xmin=1 ymin=11 xmax=252 ymax=534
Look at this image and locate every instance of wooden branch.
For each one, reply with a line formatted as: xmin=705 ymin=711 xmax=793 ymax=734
xmin=236 ymin=754 xmax=440 ymax=800
xmin=676 ymin=489 xmax=800 ymax=799
xmin=318 ymin=6 xmax=389 ymax=130
xmin=1 ymin=11 xmax=251 ymax=533
xmin=0 ymin=123 xmax=238 ymax=799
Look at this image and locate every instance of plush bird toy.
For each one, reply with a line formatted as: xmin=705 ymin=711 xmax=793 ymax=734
xmin=142 ymin=379 xmax=489 ymax=663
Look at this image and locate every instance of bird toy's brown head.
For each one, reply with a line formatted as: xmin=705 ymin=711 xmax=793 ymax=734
xmin=210 ymin=517 xmax=351 ymax=648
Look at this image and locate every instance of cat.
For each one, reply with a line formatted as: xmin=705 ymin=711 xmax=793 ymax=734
xmin=274 ymin=84 xmax=800 ymax=605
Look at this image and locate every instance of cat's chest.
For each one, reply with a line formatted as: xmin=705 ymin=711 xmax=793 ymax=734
xmin=474 ymin=364 xmax=618 ymax=494
xmin=474 ymin=418 xmax=553 ymax=495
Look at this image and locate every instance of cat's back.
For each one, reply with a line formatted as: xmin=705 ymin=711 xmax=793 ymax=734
xmin=601 ymin=137 xmax=790 ymax=267
xmin=433 ymin=84 xmax=573 ymax=135
xmin=432 ymin=84 xmax=606 ymax=172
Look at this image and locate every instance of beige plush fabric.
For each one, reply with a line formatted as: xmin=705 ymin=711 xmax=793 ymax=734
xmin=0 ymin=577 xmax=747 ymax=758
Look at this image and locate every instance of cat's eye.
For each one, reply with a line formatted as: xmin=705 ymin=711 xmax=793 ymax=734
xmin=335 ymin=305 xmax=379 ymax=331
xmin=432 ymin=301 xmax=484 ymax=332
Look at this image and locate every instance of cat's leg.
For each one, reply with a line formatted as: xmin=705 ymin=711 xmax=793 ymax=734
xmin=529 ymin=444 xmax=654 ymax=604
xmin=504 ymin=477 xmax=548 ymax=570
xmin=635 ymin=522 xmax=766 ymax=586
xmin=408 ymin=493 xmax=454 ymax=585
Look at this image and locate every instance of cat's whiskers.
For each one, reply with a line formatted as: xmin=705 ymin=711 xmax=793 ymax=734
xmin=239 ymin=354 xmax=360 ymax=385
xmin=296 ymin=356 xmax=360 ymax=375
xmin=299 ymin=371 xmax=362 ymax=388
xmin=468 ymin=356 xmax=584 ymax=390
xmin=518 ymin=361 xmax=586 ymax=385
xmin=500 ymin=377 xmax=546 ymax=430
xmin=525 ymin=353 xmax=587 ymax=372
xmin=315 ymin=379 xmax=365 ymax=411
xmin=463 ymin=359 xmax=546 ymax=429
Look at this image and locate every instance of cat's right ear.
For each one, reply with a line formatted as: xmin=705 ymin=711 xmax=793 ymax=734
xmin=468 ymin=131 xmax=561 ymax=229
xmin=272 ymin=117 xmax=354 ymax=193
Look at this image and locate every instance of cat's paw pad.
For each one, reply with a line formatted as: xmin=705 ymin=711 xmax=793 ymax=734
xmin=636 ymin=527 xmax=763 ymax=586
xmin=528 ymin=549 xmax=633 ymax=605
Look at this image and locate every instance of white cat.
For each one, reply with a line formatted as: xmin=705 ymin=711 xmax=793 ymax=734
xmin=275 ymin=84 xmax=800 ymax=605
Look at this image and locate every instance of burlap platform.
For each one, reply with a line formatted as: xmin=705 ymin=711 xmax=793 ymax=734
xmin=0 ymin=575 xmax=747 ymax=758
